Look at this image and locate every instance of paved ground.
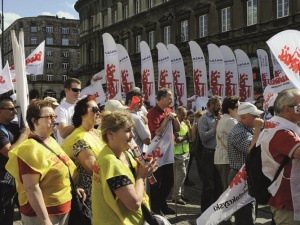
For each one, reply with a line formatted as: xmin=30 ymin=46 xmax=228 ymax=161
xmin=13 ymin=159 xmax=272 ymax=225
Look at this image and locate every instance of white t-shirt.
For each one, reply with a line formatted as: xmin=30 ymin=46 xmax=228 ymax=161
xmin=55 ymin=99 xmax=75 ymax=145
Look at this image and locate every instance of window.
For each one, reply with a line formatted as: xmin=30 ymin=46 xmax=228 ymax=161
xmin=46 ymin=26 xmax=53 ymax=33
xmin=89 ymin=16 xmax=94 ymax=29
xmin=136 ymin=35 xmax=141 ymax=53
xmin=62 ymin=75 xmax=68 ymax=81
xmin=46 ymin=37 xmax=53 ymax=45
xmin=62 ymin=50 xmax=69 ymax=57
xmin=31 ymin=37 xmax=37 ymax=45
xmin=103 ymin=14 xmax=108 ymax=27
xmin=148 ymin=0 xmax=154 ymax=9
xmin=247 ymin=0 xmax=257 ymax=26
xmin=46 ymin=50 xmax=53 ymax=57
xmin=123 ymin=5 xmax=128 ymax=19
xmin=62 ymin=63 xmax=69 ymax=70
xmin=46 ymin=75 xmax=53 ymax=81
xmin=277 ymin=0 xmax=289 ymax=18
xmin=31 ymin=26 xmax=37 ymax=32
xmin=164 ymin=26 xmax=170 ymax=45
xmin=62 ymin=38 xmax=69 ymax=46
xmin=47 ymin=63 xmax=53 ymax=69
xmin=199 ymin=14 xmax=208 ymax=38
xmin=124 ymin=39 xmax=129 ymax=51
xmin=149 ymin=31 xmax=155 ymax=49
xmin=62 ymin=27 xmax=69 ymax=34
xmin=31 ymin=75 xmax=37 ymax=81
xmin=135 ymin=0 xmax=141 ymax=14
xmin=181 ymin=20 xmax=189 ymax=42
xmin=221 ymin=7 xmax=231 ymax=32
xmin=112 ymin=10 xmax=117 ymax=23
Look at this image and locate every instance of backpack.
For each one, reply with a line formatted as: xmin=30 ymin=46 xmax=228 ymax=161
xmin=245 ymin=144 xmax=290 ymax=205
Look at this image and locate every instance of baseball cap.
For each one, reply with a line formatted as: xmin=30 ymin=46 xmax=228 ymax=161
xmin=238 ymin=102 xmax=263 ymax=116
xmin=105 ymin=100 xmax=129 ymax=111
xmin=44 ymin=96 xmax=59 ymax=106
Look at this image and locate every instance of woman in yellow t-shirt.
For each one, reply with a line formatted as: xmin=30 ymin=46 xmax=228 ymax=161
xmin=92 ymin=111 xmax=157 ymax=225
xmin=6 ymin=100 xmax=85 ymax=225
xmin=62 ymin=95 xmax=104 ymax=224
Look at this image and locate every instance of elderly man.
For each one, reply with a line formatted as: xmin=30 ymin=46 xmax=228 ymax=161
xmin=228 ymin=102 xmax=264 ymax=225
xmin=257 ymin=88 xmax=300 ymax=225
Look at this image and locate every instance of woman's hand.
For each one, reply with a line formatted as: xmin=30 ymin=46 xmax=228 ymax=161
xmin=136 ymin=157 xmax=158 ymax=180
xmin=76 ymin=188 xmax=86 ymax=202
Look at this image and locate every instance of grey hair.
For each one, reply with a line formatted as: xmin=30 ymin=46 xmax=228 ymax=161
xmin=274 ymin=88 xmax=300 ymax=114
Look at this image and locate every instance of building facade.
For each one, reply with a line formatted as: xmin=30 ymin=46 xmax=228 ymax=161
xmin=2 ymin=15 xmax=80 ymax=100
xmin=73 ymin=0 xmax=300 ymax=96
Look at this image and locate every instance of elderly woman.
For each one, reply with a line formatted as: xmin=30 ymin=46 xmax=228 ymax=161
xmin=5 ymin=100 xmax=85 ymax=225
xmin=92 ymin=111 xmax=157 ymax=225
xmin=62 ymin=95 xmax=103 ymax=224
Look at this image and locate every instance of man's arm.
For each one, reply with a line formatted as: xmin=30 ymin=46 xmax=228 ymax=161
xmin=57 ymin=122 xmax=75 ymax=139
xmin=248 ymin=118 xmax=264 ymax=152
xmin=198 ymin=115 xmax=217 ymax=142
xmin=154 ymin=113 xmax=179 ymax=136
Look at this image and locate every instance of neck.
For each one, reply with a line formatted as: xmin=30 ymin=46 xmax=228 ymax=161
xmin=65 ymin=97 xmax=76 ymax=104
xmin=32 ymin=131 xmax=50 ymax=142
xmin=81 ymin=121 xmax=94 ymax=132
xmin=108 ymin=143 xmax=123 ymax=158
xmin=0 ymin=120 xmax=10 ymax=125
xmin=157 ymin=102 xmax=167 ymax=110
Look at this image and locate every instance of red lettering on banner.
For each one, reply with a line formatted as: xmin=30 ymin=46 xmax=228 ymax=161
xmin=225 ymin=71 xmax=237 ymax=96
xmin=210 ymin=70 xmax=224 ymax=96
xmin=93 ymin=164 xmax=100 ymax=174
xmin=147 ymin=147 xmax=164 ymax=159
xmin=194 ymin=69 xmax=206 ymax=97
xmin=264 ymin=121 xmax=280 ymax=128
xmin=159 ymin=70 xmax=172 ymax=89
xmin=278 ymin=46 xmax=300 ymax=75
xmin=93 ymin=92 xmax=99 ymax=98
xmin=274 ymin=70 xmax=282 ymax=78
xmin=239 ymin=74 xmax=252 ymax=102
xmin=262 ymin=73 xmax=269 ymax=89
xmin=106 ymin=64 xmax=119 ymax=99
xmin=121 ymin=69 xmax=133 ymax=94
xmin=229 ymin=166 xmax=247 ymax=189
xmin=173 ymin=70 xmax=184 ymax=106
xmin=12 ymin=78 xmax=16 ymax=83
xmin=142 ymin=69 xmax=153 ymax=102
xmin=0 ymin=76 xmax=5 ymax=84
xmin=25 ymin=51 xmax=43 ymax=65
xmin=93 ymin=76 xmax=103 ymax=82
xmin=264 ymin=93 xmax=274 ymax=109
xmin=269 ymin=75 xmax=289 ymax=85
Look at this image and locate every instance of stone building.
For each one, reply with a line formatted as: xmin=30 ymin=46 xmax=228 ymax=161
xmin=2 ymin=15 xmax=80 ymax=100
xmin=74 ymin=0 xmax=300 ymax=97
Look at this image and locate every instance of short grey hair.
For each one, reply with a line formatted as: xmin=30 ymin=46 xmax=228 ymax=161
xmin=274 ymin=88 xmax=300 ymax=114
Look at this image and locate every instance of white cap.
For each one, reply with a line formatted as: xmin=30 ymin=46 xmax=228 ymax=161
xmin=44 ymin=96 xmax=59 ymax=106
xmin=10 ymin=93 xmax=16 ymax=101
xmin=105 ymin=100 xmax=129 ymax=111
xmin=237 ymin=102 xmax=263 ymax=116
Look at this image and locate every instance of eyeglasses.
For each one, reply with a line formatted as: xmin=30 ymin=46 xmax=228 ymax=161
xmin=69 ymin=88 xmax=81 ymax=93
xmin=0 ymin=106 xmax=19 ymax=111
xmin=39 ymin=115 xmax=58 ymax=120
xmin=88 ymin=106 xmax=101 ymax=113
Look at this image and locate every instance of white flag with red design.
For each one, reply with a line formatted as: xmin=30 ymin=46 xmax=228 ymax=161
xmin=103 ymin=33 xmax=122 ymax=100
xmin=10 ymin=40 xmax=45 ymax=76
xmin=146 ymin=121 xmax=174 ymax=167
xmin=197 ymin=165 xmax=255 ymax=225
xmin=91 ymin=70 xmax=106 ymax=85
xmin=156 ymin=43 xmax=174 ymax=92
xmin=235 ymin=49 xmax=254 ymax=102
xmin=0 ymin=61 xmax=14 ymax=94
xmin=167 ymin=44 xmax=187 ymax=107
xmin=188 ymin=41 xmax=208 ymax=97
xmin=257 ymin=49 xmax=271 ymax=90
xmin=117 ymin=44 xmax=135 ymax=94
xmin=80 ymin=80 xmax=106 ymax=105
xmin=207 ymin=44 xmax=225 ymax=97
xmin=267 ymin=30 xmax=300 ymax=90
xmin=140 ymin=41 xmax=156 ymax=106
xmin=220 ymin=45 xmax=239 ymax=97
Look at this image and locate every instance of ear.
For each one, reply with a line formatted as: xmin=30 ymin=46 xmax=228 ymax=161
xmin=31 ymin=117 xmax=38 ymax=125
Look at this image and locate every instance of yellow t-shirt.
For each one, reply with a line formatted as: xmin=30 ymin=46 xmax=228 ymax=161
xmin=6 ymin=137 xmax=76 ymax=207
xmin=92 ymin=145 xmax=149 ymax=225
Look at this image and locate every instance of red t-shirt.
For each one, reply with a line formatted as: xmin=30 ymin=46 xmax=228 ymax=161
xmin=147 ymin=105 xmax=172 ymax=139
xmin=268 ymin=130 xmax=299 ymax=211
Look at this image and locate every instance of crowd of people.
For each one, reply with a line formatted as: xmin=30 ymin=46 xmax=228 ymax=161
xmin=0 ymin=76 xmax=299 ymax=225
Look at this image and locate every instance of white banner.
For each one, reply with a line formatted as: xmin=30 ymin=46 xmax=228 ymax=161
xmin=234 ymin=49 xmax=254 ymax=102
xmin=197 ymin=165 xmax=255 ymax=225
xmin=270 ymin=51 xmax=285 ymax=78
xmin=207 ymin=44 xmax=225 ymax=97
xmin=91 ymin=70 xmax=106 ymax=85
xmin=146 ymin=121 xmax=174 ymax=167
xmin=220 ymin=45 xmax=239 ymax=96
xmin=80 ymin=80 xmax=106 ymax=105
xmin=140 ymin=41 xmax=156 ymax=106
xmin=10 ymin=40 xmax=45 ymax=76
xmin=117 ymin=44 xmax=135 ymax=94
xmin=167 ymin=44 xmax=187 ymax=106
xmin=103 ymin=33 xmax=122 ymax=100
xmin=188 ymin=41 xmax=208 ymax=97
xmin=156 ymin=43 xmax=174 ymax=92
xmin=195 ymin=97 xmax=209 ymax=111
xmin=0 ymin=61 xmax=14 ymax=94
xmin=257 ymin=49 xmax=271 ymax=90
xmin=267 ymin=30 xmax=300 ymax=91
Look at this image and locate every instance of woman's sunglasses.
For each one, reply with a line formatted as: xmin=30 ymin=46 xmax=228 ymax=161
xmin=88 ymin=106 xmax=101 ymax=113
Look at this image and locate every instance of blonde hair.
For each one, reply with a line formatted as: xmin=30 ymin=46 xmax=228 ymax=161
xmin=194 ymin=110 xmax=204 ymax=119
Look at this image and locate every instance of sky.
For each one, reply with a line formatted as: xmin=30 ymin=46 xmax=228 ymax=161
xmin=3 ymin=0 xmax=79 ymax=30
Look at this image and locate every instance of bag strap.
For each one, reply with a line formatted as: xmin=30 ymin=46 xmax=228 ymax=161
xmin=271 ymin=155 xmax=290 ymax=184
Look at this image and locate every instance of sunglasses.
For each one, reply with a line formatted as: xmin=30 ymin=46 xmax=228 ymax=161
xmin=88 ymin=106 xmax=101 ymax=113
xmin=0 ymin=106 xmax=19 ymax=111
xmin=69 ymin=88 xmax=81 ymax=93
xmin=39 ymin=115 xmax=58 ymax=120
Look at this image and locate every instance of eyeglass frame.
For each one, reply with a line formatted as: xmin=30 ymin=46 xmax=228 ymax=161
xmin=38 ymin=115 xmax=58 ymax=120
xmin=88 ymin=106 xmax=101 ymax=114
xmin=69 ymin=88 xmax=81 ymax=93
xmin=0 ymin=106 xmax=20 ymax=112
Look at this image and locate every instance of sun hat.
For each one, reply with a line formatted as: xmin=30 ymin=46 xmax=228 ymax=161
xmin=237 ymin=102 xmax=263 ymax=116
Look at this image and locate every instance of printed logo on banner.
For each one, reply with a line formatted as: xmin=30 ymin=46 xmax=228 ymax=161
xmin=121 ymin=69 xmax=133 ymax=93
xmin=211 ymin=70 xmax=224 ymax=96
xmin=278 ymin=45 xmax=300 ymax=75
xmin=173 ymin=70 xmax=184 ymax=105
xmin=106 ymin=64 xmax=119 ymax=99
xmin=159 ymin=69 xmax=172 ymax=89
xmin=194 ymin=69 xmax=206 ymax=97
xmin=225 ymin=71 xmax=237 ymax=96
xmin=239 ymin=74 xmax=252 ymax=102
xmin=142 ymin=69 xmax=153 ymax=102
xmin=0 ymin=76 xmax=6 ymax=84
